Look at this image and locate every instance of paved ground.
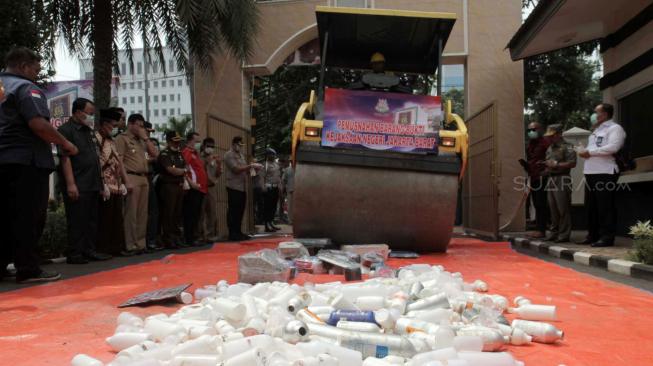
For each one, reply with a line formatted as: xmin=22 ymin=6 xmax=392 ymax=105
xmin=505 ymin=230 xmax=633 ymax=260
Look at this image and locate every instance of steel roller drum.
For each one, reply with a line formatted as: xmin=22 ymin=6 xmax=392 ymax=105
xmin=293 ymin=144 xmax=460 ymax=252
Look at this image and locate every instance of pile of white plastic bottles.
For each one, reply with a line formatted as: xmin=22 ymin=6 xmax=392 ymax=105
xmin=72 ymin=264 xmax=564 ymax=366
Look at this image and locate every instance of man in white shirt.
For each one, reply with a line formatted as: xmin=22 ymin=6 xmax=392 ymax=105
xmin=577 ymin=103 xmax=626 ymax=247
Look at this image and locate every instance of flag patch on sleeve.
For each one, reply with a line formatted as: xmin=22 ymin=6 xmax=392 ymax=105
xmin=30 ymin=90 xmax=43 ymax=99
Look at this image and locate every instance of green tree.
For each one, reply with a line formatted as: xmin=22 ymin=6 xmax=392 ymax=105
xmin=443 ymin=88 xmax=465 ymax=118
xmin=0 ymin=1 xmax=55 ymax=82
xmin=47 ymin=0 xmax=259 ymax=108
xmin=156 ymin=115 xmax=193 ymax=138
xmin=521 ymin=0 xmax=601 ymax=130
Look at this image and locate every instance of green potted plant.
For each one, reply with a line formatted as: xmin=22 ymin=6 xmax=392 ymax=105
xmin=629 ymin=220 xmax=653 ymax=265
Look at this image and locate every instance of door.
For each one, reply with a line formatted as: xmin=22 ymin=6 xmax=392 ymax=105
xmin=462 ymin=102 xmax=499 ymax=239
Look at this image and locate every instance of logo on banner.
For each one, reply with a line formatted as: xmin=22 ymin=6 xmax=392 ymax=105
xmin=375 ymin=98 xmax=389 ymax=114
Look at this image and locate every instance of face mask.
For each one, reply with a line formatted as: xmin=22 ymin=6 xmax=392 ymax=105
xmin=111 ymin=128 xmax=119 ymax=136
xmin=590 ymin=113 xmax=598 ymax=126
xmin=83 ymin=113 xmax=95 ymax=126
xmin=527 ymin=130 xmax=539 ymax=140
xmin=234 ymin=145 xmax=242 ymax=153
xmin=205 ymin=147 xmax=214 ymax=154
xmin=194 ymin=142 xmax=202 ymax=150
xmin=170 ymin=145 xmax=180 ymax=151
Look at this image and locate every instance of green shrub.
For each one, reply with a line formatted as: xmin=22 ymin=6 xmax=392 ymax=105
xmin=38 ymin=200 xmax=68 ymax=259
xmin=629 ymin=221 xmax=653 ymax=265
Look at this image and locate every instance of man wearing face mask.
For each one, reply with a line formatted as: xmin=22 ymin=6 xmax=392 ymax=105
xmin=199 ymin=137 xmax=221 ymax=243
xmin=95 ymin=109 xmax=129 ymax=256
xmin=182 ymin=131 xmax=209 ymax=246
xmin=158 ymin=131 xmax=187 ymax=248
xmin=115 ymin=114 xmax=158 ymax=255
xmin=577 ymin=103 xmax=626 ymax=247
xmin=58 ymin=98 xmax=112 ymax=264
xmin=224 ymin=136 xmax=261 ymax=240
xmin=525 ymin=121 xmax=553 ymax=239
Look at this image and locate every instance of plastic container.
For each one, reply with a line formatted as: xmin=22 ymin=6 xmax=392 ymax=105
xmin=117 ymin=312 xmax=144 ymax=327
xmin=208 ymin=298 xmax=246 ymax=322
xmin=452 ymin=336 xmax=484 ymax=352
xmin=455 ymin=326 xmax=505 ymax=352
xmin=511 ymin=319 xmax=564 ymax=344
xmin=355 ymin=296 xmax=386 ymax=311
xmin=508 ymin=304 xmax=557 ymax=321
xmin=170 ymin=355 xmax=222 ymax=366
xmin=327 ymin=310 xmax=376 ymax=326
xmin=457 ymin=351 xmax=519 ymax=366
xmin=223 ymin=347 xmax=266 ymax=366
xmin=71 ymin=354 xmax=104 ymax=366
xmin=106 ymin=332 xmax=152 ymax=352
xmin=337 ymin=320 xmax=382 ymax=333
xmin=406 ymin=293 xmax=450 ymax=312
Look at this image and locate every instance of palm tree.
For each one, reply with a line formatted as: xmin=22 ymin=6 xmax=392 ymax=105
xmin=46 ymin=0 xmax=259 ymax=108
xmin=156 ymin=115 xmax=193 ymax=138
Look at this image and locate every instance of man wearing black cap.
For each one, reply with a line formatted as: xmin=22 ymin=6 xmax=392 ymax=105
xmin=158 ymin=131 xmax=187 ymax=247
xmin=58 ymin=98 xmax=112 ymax=264
xmin=224 ymin=136 xmax=260 ymax=240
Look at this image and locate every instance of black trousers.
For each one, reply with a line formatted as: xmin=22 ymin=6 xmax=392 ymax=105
xmin=531 ymin=176 xmax=549 ymax=233
xmin=63 ymin=191 xmax=99 ymax=258
xmin=183 ymin=189 xmax=205 ymax=244
xmin=253 ymin=187 xmax=265 ymax=224
xmin=227 ymin=187 xmax=246 ymax=237
xmin=147 ymin=179 xmax=160 ymax=246
xmin=159 ymin=182 xmax=184 ymax=246
xmin=264 ymin=187 xmax=280 ymax=223
xmin=97 ymin=195 xmax=125 ymax=255
xmin=0 ymin=164 xmax=49 ymax=277
xmin=585 ymin=174 xmax=619 ymax=242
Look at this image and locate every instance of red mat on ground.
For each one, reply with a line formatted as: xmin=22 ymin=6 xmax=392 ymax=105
xmin=1 ymin=238 xmax=652 ymax=366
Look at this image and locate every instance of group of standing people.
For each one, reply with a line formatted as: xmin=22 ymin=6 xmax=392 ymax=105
xmin=525 ymin=103 xmax=625 ymax=247
xmin=0 ymin=47 xmax=234 ymax=283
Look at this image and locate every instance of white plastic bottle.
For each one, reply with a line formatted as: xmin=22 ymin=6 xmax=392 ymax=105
xmin=511 ymin=319 xmax=564 ymax=343
xmin=508 ymin=304 xmax=557 ymax=321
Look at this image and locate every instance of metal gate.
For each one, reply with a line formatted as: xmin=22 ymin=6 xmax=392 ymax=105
xmin=462 ymin=102 xmax=499 ymax=239
xmin=206 ymin=114 xmax=255 ymax=238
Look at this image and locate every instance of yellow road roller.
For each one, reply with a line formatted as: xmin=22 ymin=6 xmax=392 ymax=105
xmin=291 ymin=6 xmax=468 ymax=252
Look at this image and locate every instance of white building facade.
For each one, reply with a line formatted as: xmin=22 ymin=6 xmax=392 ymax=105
xmin=80 ymin=47 xmax=192 ymax=129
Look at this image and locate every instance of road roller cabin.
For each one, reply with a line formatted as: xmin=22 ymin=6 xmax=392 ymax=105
xmin=291 ymin=7 xmax=469 ymax=252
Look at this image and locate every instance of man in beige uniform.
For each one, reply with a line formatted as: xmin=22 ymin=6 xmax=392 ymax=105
xmin=199 ymin=137 xmax=222 ymax=242
xmin=115 ymin=114 xmax=158 ymax=253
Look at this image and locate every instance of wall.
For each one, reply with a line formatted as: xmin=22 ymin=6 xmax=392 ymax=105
xmin=467 ymin=0 xmax=525 ymax=231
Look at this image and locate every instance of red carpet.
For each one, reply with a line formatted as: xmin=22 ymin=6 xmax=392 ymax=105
xmin=1 ymin=238 xmax=652 ymax=365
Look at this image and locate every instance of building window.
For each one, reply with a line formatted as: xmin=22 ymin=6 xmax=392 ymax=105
xmin=147 ymin=96 xmax=150 ymax=102
xmin=85 ymin=72 xmax=93 ymax=79
xmin=162 ymin=109 xmax=167 ymax=116
xmin=177 ymin=94 xmax=181 ymax=100
xmin=186 ymin=79 xmax=189 ymax=86
xmin=121 ymin=83 xmax=126 ymax=90
xmin=153 ymin=95 xmax=159 ymax=103
xmin=138 ymin=96 xmax=143 ymax=103
xmin=178 ymin=108 xmax=181 ymax=115
xmin=122 ymin=97 xmax=127 ymax=105
xmin=138 ymin=110 xmax=143 ymax=115
xmin=130 ymin=96 xmax=135 ymax=104
xmin=130 ymin=82 xmax=135 ymax=89
xmin=153 ymin=62 xmax=159 ymax=74
xmin=137 ymin=62 xmax=142 ymax=75
xmin=335 ymin=0 xmax=369 ymax=7
xmin=121 ymin=63 xmax=127 ymax=75
xmin=130 ymin=110 xmax=135 ymax=116
xmin=169 ymin=60 xmax=174 ymax=73
xmin=170 ymin=94 xmax=175 ymax=102
xmin=162 ymin=80 xmax=167 ymax=88
xmin=137 ymin=81 xmax=143 ymax=89
xmin=169 ymin=108 xmax=175 ymax=116
xmin=177 ymin=63 xmax=182 ymax=72
xmin=162 ymin=95 xmax=167 ymax=102
xmin=153 ymin=81 xmax=158 ymax=88
xmin=177 ymin=79 xmax=182 ymax=87
xmin=154 ymin=109 xmax=159 ymax=117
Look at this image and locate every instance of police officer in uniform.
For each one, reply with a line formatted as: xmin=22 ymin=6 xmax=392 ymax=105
xmin=1 ymin=48 xmax=78 ymax=283
xmin=158 ymin=131 xmax=187 ymax=248
xmin=263 ymin=148 xmax=281 ymax=232
xmin=543 ymin=124 xmax=577 ymax=243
